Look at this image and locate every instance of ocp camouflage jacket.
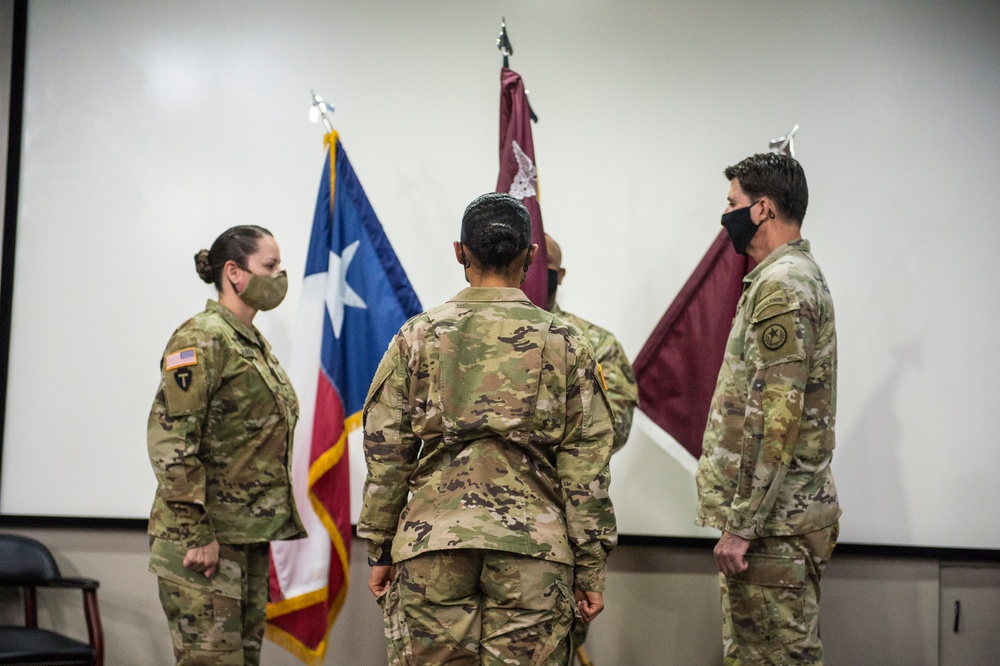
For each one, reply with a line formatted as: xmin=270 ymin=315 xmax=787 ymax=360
xmin=357 ymin=287 xmax=618 ymax=592
xmin=147 ymin=300 xmax=305 ymax=550
xmin=697 ymin=240 xmax=841 ymax=539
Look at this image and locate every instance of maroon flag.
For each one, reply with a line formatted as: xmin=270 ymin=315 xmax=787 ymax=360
xmin=633 ymin=230 xmax=755 ymax=458
xmin=496 ymin=66 xmax=547 ymax=307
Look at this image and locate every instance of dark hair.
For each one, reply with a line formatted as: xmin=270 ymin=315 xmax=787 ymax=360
xmin=460 ymin=193 xmax=532 ymax=272
xmin=724 ymin=153 xmax=808 ymax=226
xmin=194 ymin=225 xmax=272 ymax=289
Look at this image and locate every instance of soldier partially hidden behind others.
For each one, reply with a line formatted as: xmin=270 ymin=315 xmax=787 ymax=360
xmin=545 ymin=233 xmax=638 ymax=453
xmin=358 ymin=193 xmax=618 ymax=665
xmin=697 ymin=153 xmax=841 ymax=665
xmin=545 ymin=232 xmax=638 ymax=658
xmin=147 ymin=225 xmax=305 ymax=665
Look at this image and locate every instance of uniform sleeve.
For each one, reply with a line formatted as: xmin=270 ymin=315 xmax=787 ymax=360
xmin=558 ymin=338 xmax=618 ymax=592
xmin=357 ymin=336 xmax=421 ymax=566
xmin=726 ymin=282 xmax=810 ymax=539
xmin=146 ymin=328 xmax=222 ymax=550
xmin=595 ymin=336 xmax=639 ymax=454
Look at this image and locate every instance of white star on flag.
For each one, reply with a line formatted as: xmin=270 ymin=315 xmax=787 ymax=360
xmin=325 ymin=240 xmax=367 ymax=337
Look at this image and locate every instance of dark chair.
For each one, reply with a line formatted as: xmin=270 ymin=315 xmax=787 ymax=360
xmin=0 ymin=533 xmax=104 ymax=665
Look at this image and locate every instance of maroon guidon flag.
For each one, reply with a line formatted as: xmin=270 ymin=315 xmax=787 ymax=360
xmin=496 ymin=66 xmax=547 ymax=307
xmin=633 ymin=230 xmax=755 ymax=458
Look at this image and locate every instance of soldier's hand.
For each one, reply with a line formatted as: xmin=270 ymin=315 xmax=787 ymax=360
xmin=183 ymin=540 xmax=220 ymax=578
xmin=714 ymin=531 xmax=751 ymax=576
xmin=368 ymin=564 xmax=395 ymax=598
xmin=573 ymin=589 xmax=604 ymax=624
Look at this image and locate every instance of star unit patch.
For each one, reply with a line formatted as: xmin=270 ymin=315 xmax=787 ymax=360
xmin=762 ymin=324 xmax=788 ymax=350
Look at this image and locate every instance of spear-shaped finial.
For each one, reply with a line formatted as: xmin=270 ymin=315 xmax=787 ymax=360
xmin=497 ymin=17 xmax=513 ymax=68
xmin=769 ymin=124 xmax=799 ymax=158
xmin=309 ymin=90 xmax=335 ymax=133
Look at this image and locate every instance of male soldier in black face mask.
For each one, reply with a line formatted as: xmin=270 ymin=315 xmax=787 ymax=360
xmin=698 ymin=152 xmax=840 ymax=665
xmin=545 ymin=233 xmax=638 ymax=453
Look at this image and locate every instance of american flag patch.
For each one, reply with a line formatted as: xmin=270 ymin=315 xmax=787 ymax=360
xmin=165 ymin=347 xmax=198 ymax=370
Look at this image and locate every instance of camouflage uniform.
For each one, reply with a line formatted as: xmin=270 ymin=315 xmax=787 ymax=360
xmin=696 ymin=240 xmax=841 ymax=665
xmin=551 ymin=303 xmax=638 ymax=453
xmin=550 ymin=303 xmax=637 ymax=653
xmin=358 ymin=287 xmax=618 ymax=665
xmin=147 ymin=300 xmax=306 ymax=665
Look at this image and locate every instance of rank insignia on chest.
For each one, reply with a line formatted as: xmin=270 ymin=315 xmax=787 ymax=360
xmin=174 ymin=367 xmax=193 ymax=391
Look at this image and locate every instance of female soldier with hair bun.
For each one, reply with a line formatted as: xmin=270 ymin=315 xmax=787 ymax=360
xmin=358 ymin=193 xmax=618 ymax=665
xmin=147 ymin=225 xmax=305 ymax=665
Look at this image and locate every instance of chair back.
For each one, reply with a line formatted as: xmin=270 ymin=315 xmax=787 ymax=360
xmin=0 ymin=534 xmax=62 ymax=584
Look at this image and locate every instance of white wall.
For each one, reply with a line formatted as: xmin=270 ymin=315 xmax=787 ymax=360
xmin=1 ymin=0 xmax=999 ymax=550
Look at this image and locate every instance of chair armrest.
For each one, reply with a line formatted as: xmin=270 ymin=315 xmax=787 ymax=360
xmin=39 ymin=577 xmax=100 ymax=590
xmin=35 ymin=578 xmax=104 ymax=665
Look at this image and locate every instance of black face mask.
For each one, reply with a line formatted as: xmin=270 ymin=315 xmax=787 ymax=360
xmin=547 ymin=268 xmax=559 ymax=297
xmin=721 ymin=200 xmax=761 ymax=255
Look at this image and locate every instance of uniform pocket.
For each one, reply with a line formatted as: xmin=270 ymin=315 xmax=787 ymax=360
xmin=376 ymin=576 xmax=413 ymax=666
xmin=528 ymin=578 xmax=575 ymax=666
xmin=151 ymin=541 xmax=244 ymax=652
xmin=156 ymin=577 xmax=243 ymax=651
xmin=727 ymin=553 xmax=806 ymax=646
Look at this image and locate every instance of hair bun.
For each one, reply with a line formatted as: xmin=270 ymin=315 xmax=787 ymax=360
xmin=460 ymin=193 xmax=532 ymax=272
xmin=194 ymin=249 xmax=214 ymax=284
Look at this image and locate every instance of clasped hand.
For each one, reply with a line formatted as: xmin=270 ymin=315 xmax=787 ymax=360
xmin=183 ymin=540 xmax=220 ymax=578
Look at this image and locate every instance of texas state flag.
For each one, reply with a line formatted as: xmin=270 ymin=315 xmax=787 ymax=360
xmin=266 ymin=131 xmax=422 ymax=664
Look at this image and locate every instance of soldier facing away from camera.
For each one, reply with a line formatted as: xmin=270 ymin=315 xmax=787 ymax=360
xmin=358 ymin=192 xmax=618 ymax=665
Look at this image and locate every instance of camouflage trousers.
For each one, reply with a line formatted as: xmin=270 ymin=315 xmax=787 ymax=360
xmin=150 ymin=538 xmax=270 ymax=666
xmin=569 ymin=622 xmax=588 ymax=657
xmin=379 ymin=549 xmax=577 ymax=666
xmin=720 ymin=522 xmax=839 ymax=666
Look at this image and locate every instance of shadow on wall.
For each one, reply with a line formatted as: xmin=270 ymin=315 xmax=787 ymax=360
xmin=842 ymin=335 xmax=920 ymax=544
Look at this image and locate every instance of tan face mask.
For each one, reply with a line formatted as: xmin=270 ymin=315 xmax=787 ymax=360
xmin=239 ymin=270 xmax=288 ymax=311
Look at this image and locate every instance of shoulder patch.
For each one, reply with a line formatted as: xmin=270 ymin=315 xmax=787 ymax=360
xmin=173 ymin=367 xmax=194 ymax=391
xmin=165 ymin=347 xmax=198 ymax=370
xmin=755 ymin=288 xmax=788 ymax=314
xmin=162 ymin=345 xmax=208 ymax=416
xmin=751 ymin=286 xmax=798 ymax=324
xmin=163 ymin=360 xmax=207 ymax=416
xmin=755 ymin=310 xmax=802 ymax=366
xmin=761 ymin=320 xmax=789 ymax=351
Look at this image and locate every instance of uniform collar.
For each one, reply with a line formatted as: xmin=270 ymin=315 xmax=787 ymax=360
xmin=206 ymin=299 xmax=271 ymax=351
xmin=743 ymin=239 xmax=811 ymax=285
xmin=448 ymin=287 xmax=534 ymax=304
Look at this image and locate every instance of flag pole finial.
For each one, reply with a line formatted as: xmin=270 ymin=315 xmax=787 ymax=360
xmin=768 ymin=124 xmax=799 ymax=158
xmin=309 ymin=90 xmax=335 ymax=133
xmin=497 ymin=17 xmax=513 ymax=68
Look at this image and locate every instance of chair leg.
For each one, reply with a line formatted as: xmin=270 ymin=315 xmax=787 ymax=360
xmin=83 ymin=588 xmax=105 ymax=666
